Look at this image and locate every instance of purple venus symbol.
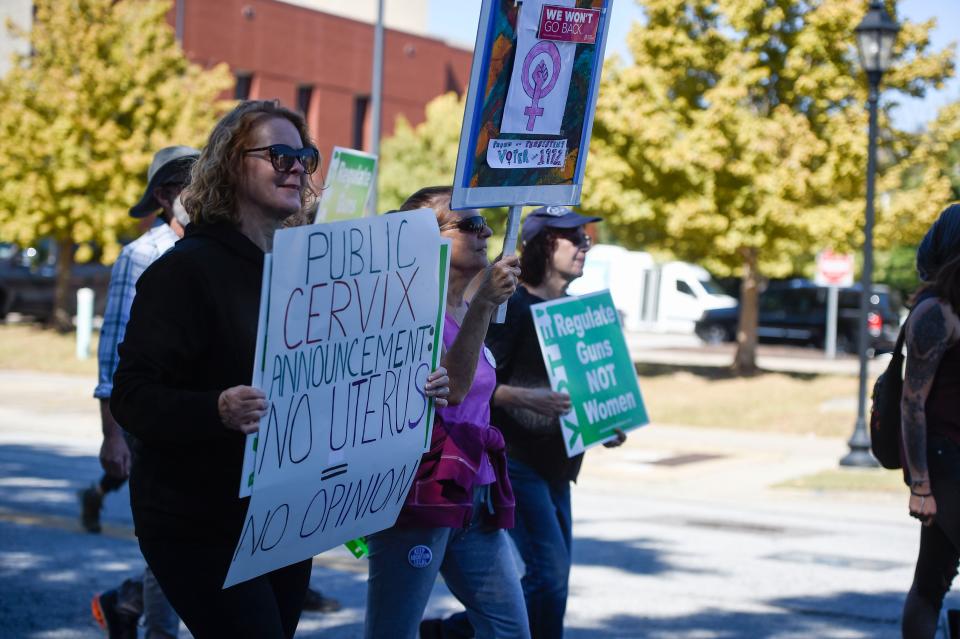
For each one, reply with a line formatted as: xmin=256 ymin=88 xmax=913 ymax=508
xmin=521 ymin=41 xmax=562 ymax=131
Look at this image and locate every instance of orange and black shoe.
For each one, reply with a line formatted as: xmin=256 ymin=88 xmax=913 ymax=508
xmin=91 ymin=589 xmax=138 ymax=639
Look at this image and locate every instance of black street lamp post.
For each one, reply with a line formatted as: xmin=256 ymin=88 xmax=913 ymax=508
xmin=841 ymin=1 xmax=900 ymax=467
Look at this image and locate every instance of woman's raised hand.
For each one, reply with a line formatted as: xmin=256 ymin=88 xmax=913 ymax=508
xmin=218 ymin=385 xmax=267 ymax=434
xmin=474 ymin=255 xmax=521 ymax=308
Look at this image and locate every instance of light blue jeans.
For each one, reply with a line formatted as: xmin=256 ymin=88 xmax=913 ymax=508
xmin=364 ymin=489 xmax=529 ymax=639
xmin=143 ymin=565 xmax=180 ymax=639
xmin=440 ymin=458 xmax=574 ymax=639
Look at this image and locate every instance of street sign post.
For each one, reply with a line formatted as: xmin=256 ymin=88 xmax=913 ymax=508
xmin=815 ymin=251 xmax=855 ymax=359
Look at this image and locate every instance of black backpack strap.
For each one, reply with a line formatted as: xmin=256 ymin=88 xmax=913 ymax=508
xmin=891 ymin=320 xmax=907 ymax=370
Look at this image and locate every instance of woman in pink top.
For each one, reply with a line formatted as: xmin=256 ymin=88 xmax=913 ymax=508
xmin=364 ymin=187 xmax=529 ymax=639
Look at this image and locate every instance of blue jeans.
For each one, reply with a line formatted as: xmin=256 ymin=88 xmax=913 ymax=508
xmin=508 ymin=458 xmax=573 ymax=639
xmin=364 ymin=489 xmax=529 ymax=639
xmin=143 ymin=565 xmax=179 ymax=639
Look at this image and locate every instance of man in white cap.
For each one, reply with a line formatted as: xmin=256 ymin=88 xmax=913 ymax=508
xmin=82 ymin=145 xmax=198 ymax=639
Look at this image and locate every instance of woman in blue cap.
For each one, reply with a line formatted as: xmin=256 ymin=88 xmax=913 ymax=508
xmin=901 ymin=203 xmax=960 ymax=638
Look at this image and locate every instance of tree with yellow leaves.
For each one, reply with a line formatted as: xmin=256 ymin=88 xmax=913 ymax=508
xmin=0 ymin=0 xmax=231 ymax=330
xmin=378 ymin=92 xmax=466 ymax=212
xmin=585 ymin=0 xmax=957 ymax=373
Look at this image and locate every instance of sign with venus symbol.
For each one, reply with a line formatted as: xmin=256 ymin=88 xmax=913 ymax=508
xmin=521 ymin=41 xmax=562 ymax=130
xmin=501 ymin=0 xmax=575 ymax=136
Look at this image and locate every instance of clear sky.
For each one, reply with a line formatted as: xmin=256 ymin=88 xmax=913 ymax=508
xmin=426 ymin=0 xmax=959 ymax=131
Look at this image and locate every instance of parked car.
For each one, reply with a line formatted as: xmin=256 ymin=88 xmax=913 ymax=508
xmin=693 ymin=279 xmax=901 ymax=354
xmin=0 ymin=240 xmax=111 ymax=321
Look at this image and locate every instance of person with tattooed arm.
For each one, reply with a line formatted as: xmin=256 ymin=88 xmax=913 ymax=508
xmin=901 ymin=203 xmax=960 ymax=638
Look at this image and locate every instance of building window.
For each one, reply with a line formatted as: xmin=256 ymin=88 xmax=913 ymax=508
xmin=296 ymin=85 xmax=313 ymax=116
xmin=353 ymin=95 xmax=370 ymax=151
xmin=234 ymin=72 xmax=253 ymax=100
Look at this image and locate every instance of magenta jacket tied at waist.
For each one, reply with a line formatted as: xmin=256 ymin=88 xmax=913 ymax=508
xmin=395 ymin=413 xmax=515 ymax=530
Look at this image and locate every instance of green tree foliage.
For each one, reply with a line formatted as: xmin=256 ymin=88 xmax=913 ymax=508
xmin=378 ymin=92 xmax=466 ymax=212
xmin=873 ymin=245 xmax=919 ymax=302
xmin=585 ymin=0 xmax=956 ymax=372
xmin=0 ymin=0 xmax=231 ymax=329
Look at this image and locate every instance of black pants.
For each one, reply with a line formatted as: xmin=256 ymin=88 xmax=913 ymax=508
xmin=903 ymin=436 xmax=960 ymax=638
xmin=139 ymin=536 xmax=312 ymax=639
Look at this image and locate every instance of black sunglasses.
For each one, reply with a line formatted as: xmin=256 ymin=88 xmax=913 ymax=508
xmin=455 ymin=215 xmax=488 ymax=236
xmin=554 ymin=228 xmax=592 ymax=248
xmin=243 ymin=144 xmax=320 ymax=174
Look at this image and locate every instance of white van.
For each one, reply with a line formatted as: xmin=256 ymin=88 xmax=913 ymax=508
xmin=567 ymin=245 xmax=736 ymax=332
xmin=655 ymin=261 xmax=737 ymax=332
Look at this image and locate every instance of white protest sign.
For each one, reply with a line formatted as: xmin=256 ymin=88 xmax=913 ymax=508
xmin=226 ymin=209 xmax=447 ymax=587
xmin=501 ymin=0 xmax=576 ymax=135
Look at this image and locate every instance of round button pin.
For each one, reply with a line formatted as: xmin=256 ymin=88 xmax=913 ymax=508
xmin=408 ymin=545 xmax=433 ymax=569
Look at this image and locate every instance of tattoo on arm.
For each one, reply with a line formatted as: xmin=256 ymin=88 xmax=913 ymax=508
xmin=901 ymin=302 xmax=950 ymax=479
xmin=905 ymin=304 xmax=948 ymax=393
xmin=902 ymin=394 xmax=928 ymax=477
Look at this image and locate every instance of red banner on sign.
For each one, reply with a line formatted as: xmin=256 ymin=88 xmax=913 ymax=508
xmin=537 ymin=4 xmax=601 ymax=44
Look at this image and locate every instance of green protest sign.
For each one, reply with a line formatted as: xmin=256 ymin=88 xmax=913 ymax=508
xmin=314 ymin=146 xmax=377 ymax=223
xmin=531 ymin=290 xmax=649 ymax=456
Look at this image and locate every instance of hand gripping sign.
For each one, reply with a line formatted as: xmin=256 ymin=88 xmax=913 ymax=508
xmin=226 ymin=210 xmax=448 ymax=587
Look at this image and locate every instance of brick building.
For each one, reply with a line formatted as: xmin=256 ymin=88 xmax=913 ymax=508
xmin=1 ymin=0 xmax=472 ymax=159
xmin=173 ymin=0 xmax=473 ymax=158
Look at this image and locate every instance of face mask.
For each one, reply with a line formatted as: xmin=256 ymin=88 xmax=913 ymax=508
xmin=172 ymin=194 xmax=190 ymax=227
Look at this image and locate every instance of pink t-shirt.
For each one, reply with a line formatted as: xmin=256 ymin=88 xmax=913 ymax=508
xmin=436 ymin=312 xmax=497 ymax=485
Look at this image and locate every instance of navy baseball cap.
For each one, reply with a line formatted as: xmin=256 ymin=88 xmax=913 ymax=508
xmin=129 ymin=146 xmax=200 ymax=218
xmin=521 ymin=206 xmax=601 ymax=244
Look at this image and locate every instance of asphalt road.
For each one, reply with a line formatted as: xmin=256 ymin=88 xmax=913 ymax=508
xmin=0 ymin=369 xmax=953 ymax=638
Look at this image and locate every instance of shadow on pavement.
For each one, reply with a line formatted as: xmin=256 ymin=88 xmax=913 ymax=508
xmin=568 ymin=590 xmax=905 ymax=638
xmin=0 ymin=443 xmax=132 ymax=526
xmin=0 ymin=519 xmax=146 ymax=639
xmin=573 ymin=534 xmax=678 ymax=577
xmin=0 ymin=444 xmax=142 ymax=637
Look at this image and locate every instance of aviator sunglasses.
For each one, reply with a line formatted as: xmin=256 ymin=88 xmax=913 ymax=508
xmin=243 ymin=144 xmax=320 ymax=174
xmin=454 ymin=215 xmax=488 ymax=236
